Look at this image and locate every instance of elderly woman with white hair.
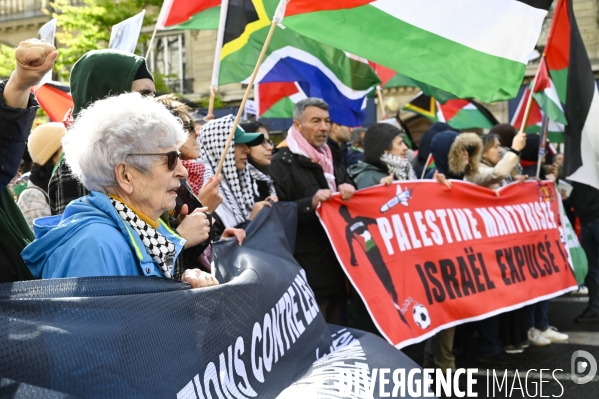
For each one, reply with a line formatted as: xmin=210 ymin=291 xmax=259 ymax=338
xmin=22 ymin=93 xmax=217 ymax=288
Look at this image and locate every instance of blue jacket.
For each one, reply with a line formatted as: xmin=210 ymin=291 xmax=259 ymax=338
xmin=22 ymin=191 xmax=185 ymax=279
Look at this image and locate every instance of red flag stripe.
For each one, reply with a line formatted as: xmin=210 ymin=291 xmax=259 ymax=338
xmin=258 ymin=82 xmax=300 ymax=114
xmin=285 ymin=0 xmax=374 ymax=17
xmin=368 ymin=62 xmax=396 ymax=87
xmin=545 ymin=0 xmax=570 ymax=71
xmin=439 ymin=99 xmax=470 ymax=121
xmin=35 ymin=84 xmax=74 ymax=122
xmin=163 ymin=0 xmax=220 ymax=27
xmin=532 ymin=57 xmax=551 ymax=93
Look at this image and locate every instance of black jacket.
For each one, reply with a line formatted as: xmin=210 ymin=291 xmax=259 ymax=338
xmin=269 ymin=147 xmax=354 ymax=300
xmin=0 ymin=80 xmax=37 ymax=283
xmin=0 ymin=81 xmax=38 ymax=190
xmin=571 ymin=182 xmax=599 ymax=223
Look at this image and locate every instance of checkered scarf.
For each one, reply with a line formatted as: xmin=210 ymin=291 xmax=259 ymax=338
xmin=111 ymin=198 xmax=176 ymax=278
xmin=248 ymin=163 xmax=277 ymax=199
xmin=181 ymin=160 xmax=206 ymax=195
xmin=380 ymin=152 xmax=416 ymax=181
xmin=199 ymin=115 xmax=254 ymax=225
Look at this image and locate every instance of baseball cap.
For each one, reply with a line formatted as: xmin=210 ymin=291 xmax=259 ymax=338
xmin=234 ymin=125 xmax=263 ymax=146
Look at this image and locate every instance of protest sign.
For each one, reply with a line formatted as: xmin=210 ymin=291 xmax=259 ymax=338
xmin=109 ymin=10 xmax=146 ymax=54
xmin=317 ymin=181 xmax=578 ymax=348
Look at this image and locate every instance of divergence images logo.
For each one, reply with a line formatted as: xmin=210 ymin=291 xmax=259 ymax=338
xmin=571 ymin=350 xmax=597 ymax=384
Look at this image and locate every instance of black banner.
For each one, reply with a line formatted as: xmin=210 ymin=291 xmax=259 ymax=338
xmin=0 ymin=203 xmax=423 ymax=398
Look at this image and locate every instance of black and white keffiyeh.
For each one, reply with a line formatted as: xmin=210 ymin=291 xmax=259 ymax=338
xmin=111 ymin=198 xmax=176 ymax=278
xmin=199 ymin=115 xmax=254 ymax=225
xmin=380 ymin=152 xmax=417 ymax=181
xmin=248 ymin=163 xmax=277 ymax=199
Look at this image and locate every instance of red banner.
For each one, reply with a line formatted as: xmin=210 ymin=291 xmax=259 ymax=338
xmin=316 ymin=181 xmax=577 ymax=348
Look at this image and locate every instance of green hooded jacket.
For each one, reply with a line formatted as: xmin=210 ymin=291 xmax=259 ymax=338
xmin=348 ymin=161 xmax=388 ymax=190
xmin=70 ymin=49 xmax=145 ymax=117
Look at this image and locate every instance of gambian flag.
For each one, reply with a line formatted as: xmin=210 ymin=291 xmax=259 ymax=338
xmin=545 ymin=0 xmax=599 ymax=190
xmin=403 ymin=92 xmax=497 ymax=130
xmin=255 ymin=82 xmax=307 ymax=118
xmin=217 ymin=0 xmax=380 ymax=126
xmin=511 ymin=87 xmax=565 ymax=143
xmin=156 ymin=0 xmax=220 ymax=30
xmin=266 ymin=0 xmax=552 ymax=102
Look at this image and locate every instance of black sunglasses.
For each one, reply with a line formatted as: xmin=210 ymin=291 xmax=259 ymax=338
xmin=127 ymin=150 xmax=181 ymax=171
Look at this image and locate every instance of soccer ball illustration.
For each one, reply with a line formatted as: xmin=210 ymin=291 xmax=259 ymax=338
xmin=412 ymin=304 xmax=431 ymax=329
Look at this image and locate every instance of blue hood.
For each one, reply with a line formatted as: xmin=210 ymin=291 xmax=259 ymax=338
xmin=22 ymin=191 xmax=184 ymax=279
xmin=430 ymin=130 xmax=462 ymax=180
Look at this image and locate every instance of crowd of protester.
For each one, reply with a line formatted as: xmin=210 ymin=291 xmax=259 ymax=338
xmin=1 ymin=39 xmax=598 ymax=373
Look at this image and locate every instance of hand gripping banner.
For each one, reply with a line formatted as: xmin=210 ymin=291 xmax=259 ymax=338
xmin=316 ymin=181 xmax=578 ymax=349
xmin=0 ymin=203 xmax=425 ymax=398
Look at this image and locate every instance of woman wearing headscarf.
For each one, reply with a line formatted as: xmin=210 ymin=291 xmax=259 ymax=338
xmin=199 ymin=115 xmax=273 ymax=236
xmin=240 ymin=121 xmax=278 ymax=202
xmin=448 ymin=131 xmax=526 ymax=190
xmin=22 ymin=93 xmax=217 ymax=288
xmin=17 ymin=122 xmax=65 ymax=231
xmin=348 ymin=123 xmax=416 ymax=189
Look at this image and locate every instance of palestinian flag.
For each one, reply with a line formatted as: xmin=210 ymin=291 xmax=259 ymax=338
xmin=34 ymin=82 xmax=73 ymax=123
xmin=255 ymin=82 xmax=307 ymax=118
xmin=369 ymin=62 xmax=457 ymax=104
xmin=403 ymin=93 xmax=497 ymax=130
xmin=532 ymin=57 xmax=567 ymax=125
xmin=217 ymin=0 xmax=380 ymax=126
xmin=545 ymin=0 xmax=599 ymax=190
xmin=156 ymin=0 xmax=220 ymax=30
xmin=510 ymin=87 xmax=565 ymax=143
xmin=265 ymin=0 xmax=552 ymax=102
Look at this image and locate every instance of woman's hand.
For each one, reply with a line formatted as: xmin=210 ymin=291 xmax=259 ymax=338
xmin=177 ymin=206 xmax=211 ymax=248
xmin=249 ymin=200 xmax=272 ymax=220
xmin=515 ymin=174 xmax=529 ymax=184
xmin=182 ymin=269 xmax=219 ymax=288
xmin=221 ymin=228 xmax=245 ymax=245
xmin=198 ymin=175 xmax=222 ymax=213
xmin=511 ymin=131 xmax=527 ymax=152
xmin=434 ymin=170 xmax=451 ymax=188
xmin=380 ymin=173 xmax=394 ymax=186
xmin=264 ymin=195 xmax=278 ymax=203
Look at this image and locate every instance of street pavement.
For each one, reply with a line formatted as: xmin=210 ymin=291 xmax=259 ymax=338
xmin=402 ymin=293 xmax=599 ymax=399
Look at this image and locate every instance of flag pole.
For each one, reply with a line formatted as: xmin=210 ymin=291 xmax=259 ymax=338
xmin=376 ymin=86 xmax=386 ymax=120
xmin=207 ymin=0 xmax=230 ymax=120
xmin=207 ymin=86 xmax=216 ymax=120
xmin=145 ymin=23 xmax=159 ymax=60
xmin=214 ymin=19 xmax=280 ymax=176
xmin=537 ymin=114 xmax=550 ymax=179
xmin=421 ymin=153 xmax=432 ymax=180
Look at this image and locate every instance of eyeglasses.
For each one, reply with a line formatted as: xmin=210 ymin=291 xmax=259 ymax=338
xmin=261 ymin=139 xmax=274 ymax=148
xmin=127 ymin=150 xmax=181 ymax=171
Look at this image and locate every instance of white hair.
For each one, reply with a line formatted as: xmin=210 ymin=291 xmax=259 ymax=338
xmin=62 ymin=92 xmax=188 ymax=193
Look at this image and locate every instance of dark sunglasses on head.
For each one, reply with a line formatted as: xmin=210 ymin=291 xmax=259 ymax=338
xmin=182 ymin=120 xmax=196 ymax=133
xmin=127 ymin=150 xmax=181 ymax=171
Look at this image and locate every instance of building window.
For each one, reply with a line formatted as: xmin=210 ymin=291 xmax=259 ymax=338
xmin=148 ymin=32 xmax=192 ymax=94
